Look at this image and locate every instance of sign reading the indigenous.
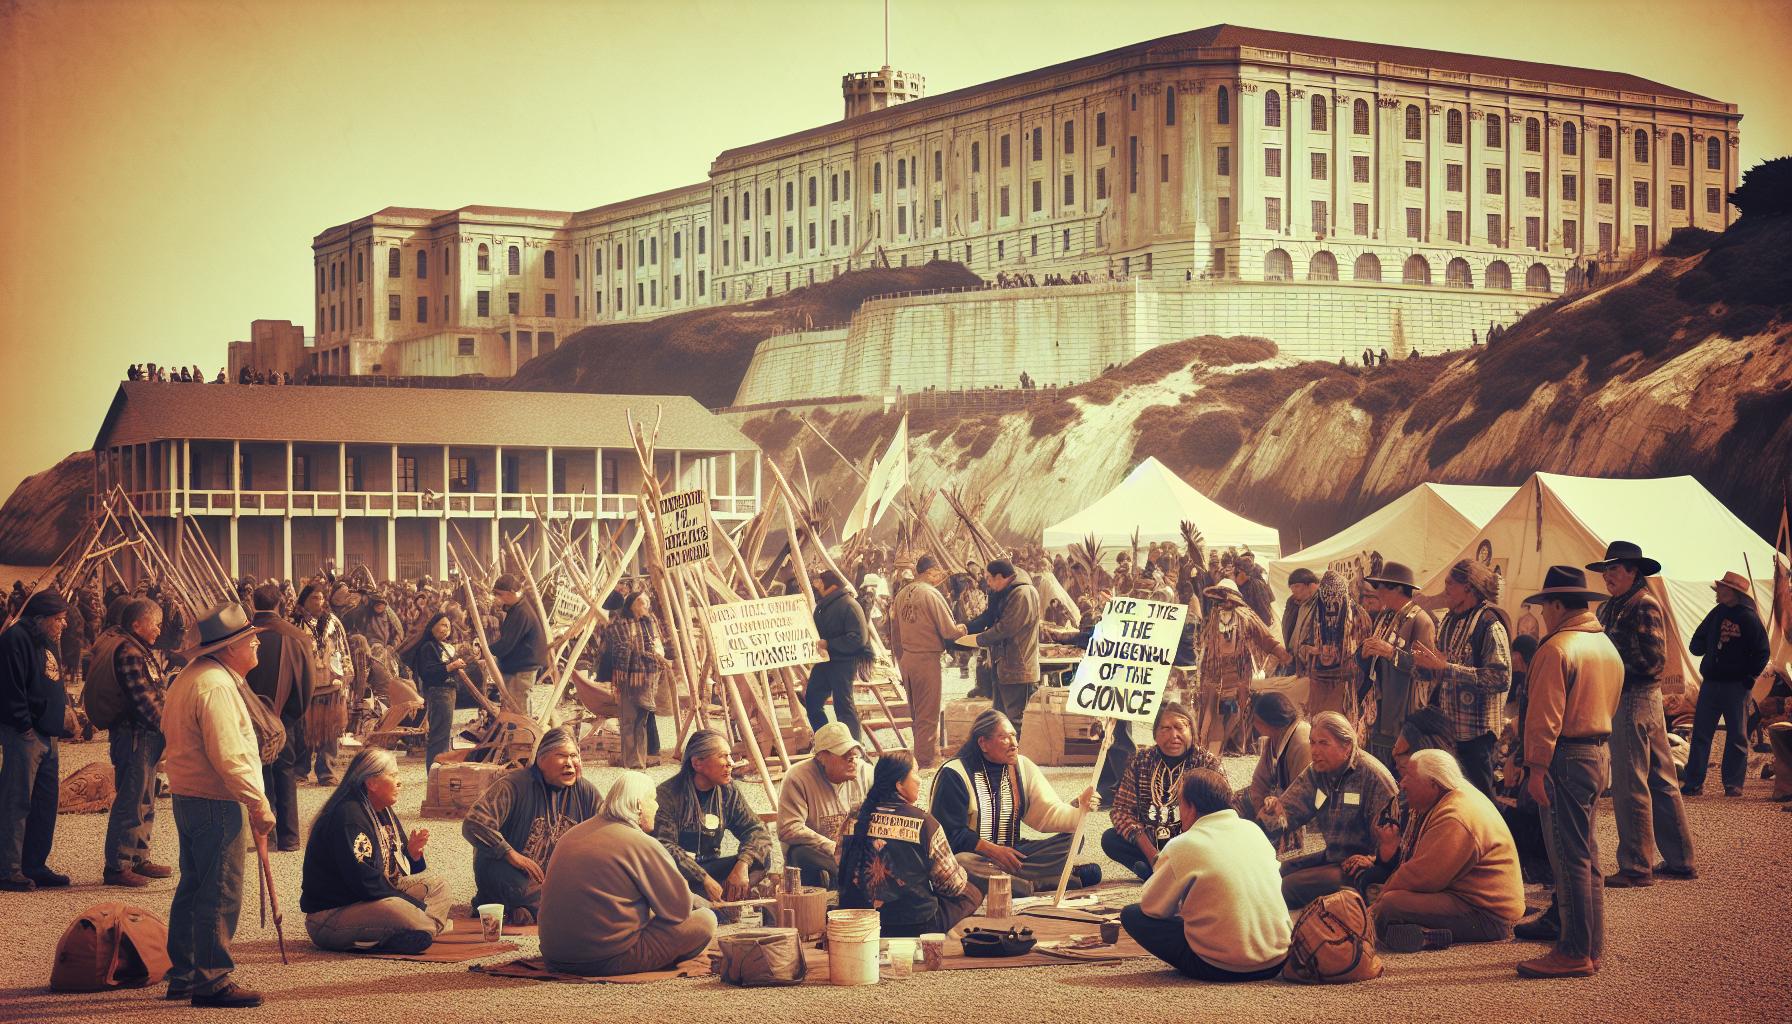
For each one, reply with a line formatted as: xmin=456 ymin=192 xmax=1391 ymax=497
xmin=704 ymin=595 xmax=821 ymax=675
xmin=658 ymin=488 xmax=712 ymax=569
xmin=1066 ymin=596 xmax=1186 ymax=724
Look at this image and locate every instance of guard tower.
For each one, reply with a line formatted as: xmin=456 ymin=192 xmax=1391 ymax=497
xmin=842 ymin=66 xmax=924 ymax=120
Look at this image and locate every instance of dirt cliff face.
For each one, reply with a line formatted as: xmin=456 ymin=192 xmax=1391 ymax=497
xmin=736 ymin=217 xmax=1792 ymax=548
xmin=0 ymin=451 xmax=93 ymax=564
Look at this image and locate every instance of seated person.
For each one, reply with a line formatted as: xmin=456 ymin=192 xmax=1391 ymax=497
xmin=538 ymin=772 xmax=717 ymax=976
xmin=1101 ymin=702 xmax=1220 ymax=880
xmin=462 ymin=726 xmax=602 ymax=924
xmin=1344 ymin=706 xmax=1455 ymax=897
xmin=1371 ymin=749 xmax=1525 ymax=952
xmin=836 ymin=751 xmax=980 ymax=937
xmin=1120 ymin=768 xmax=1290 ymax=982
xmin=777 ymin=721 xmax=871 ymax=888
xmin=654 ymin=729 xmax=772 ymax=916
xmin=930 ymin=710 xmax=1102 ymax=897
xmin=300 ymin=749 xmax=450 ymax=954
xmin=1259 ymin=711 xmax=1398 ymax=910
xmin=1231 ymin=693 xmax=1312 ymax=853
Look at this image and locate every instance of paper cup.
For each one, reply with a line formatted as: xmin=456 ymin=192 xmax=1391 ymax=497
xmin=885 ymin=939 xmax=915 ymax=979
xmin=1100 ymin=920 xmax=1120 ymax=945
xmin=476 ymin=903 xmax=504 ymax=942
xmin=919 ymin=933 xmax=945 ymax=971
xmin=986 ymin=872 xmax=1012 ymax=918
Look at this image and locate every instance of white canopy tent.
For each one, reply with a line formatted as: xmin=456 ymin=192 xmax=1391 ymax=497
xmin=1269 ymin=483 xmax=1517 ymax=595
xmin=1042 ymin=457 xmax=1281 ymax=556
xmin=1415 ymin=472 xmax=1778 ymax=690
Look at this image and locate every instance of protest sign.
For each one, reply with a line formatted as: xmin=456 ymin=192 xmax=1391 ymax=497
xmin=658 ymin=488 xmax=712 ymax=569
xmin=703 ymin=594 xmax=821 ymax=675
xmin=1065 ymin=596 xmax=1186 ymax=724
xmin=548 ymin=571 xmax=589 ymax=635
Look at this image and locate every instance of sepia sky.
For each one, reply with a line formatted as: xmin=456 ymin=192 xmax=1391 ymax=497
xmin=1 ymin=0 xmax=1788 ymax=507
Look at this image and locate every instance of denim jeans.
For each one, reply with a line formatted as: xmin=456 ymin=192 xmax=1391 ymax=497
xmin=1538 ymin=742 xmax=1608 ymax=960
xmin=785 ymin=842 xmax=838 ymax=888
xmin=304 ymin=873 xmax=451 ymax=952
xmin=992 ymin=680 xmax=1037 ymax=740
xmin=264 ymin=720 xmax=302 ymax=849
xmin=803 ymin=661 xmax=862 ymax=739
xmin=166 ymin=796 xmax=247 ymax=996
xmin=500 ymin=668 xmax=539 ymax=717
xmin=1609 ymin=686 xmax=1694 ymax=874
xmin=0 ymin=724 xmax=58 ymax=876
xmin=1370 ymin=888 xmax=1514 ymax=943
xmin=424 ymin=687 xmax=455 ymax=769
xmin=104 ymin=722 xmax=165 ymax=873
xmin=1684 ymin=680 xmax=1751 ymax=791
xmin=1120 ymin=904 xmax=1286 ymax=981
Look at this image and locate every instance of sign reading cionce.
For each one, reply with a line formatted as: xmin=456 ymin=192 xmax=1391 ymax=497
xmin=1067 ymin=596 xmax=1187 ymax=724
xmin=704 ymin=595 xmax=822 ymax=675
xmin=658 ymin=488 xmax=712 ymax=569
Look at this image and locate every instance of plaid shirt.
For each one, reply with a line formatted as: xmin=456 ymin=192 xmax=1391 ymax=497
xmin=1597 ymin=583 xmax=1667 ymax=688
xmin=1431 ymin=604 xmax=1511 ymax=741
xmin=114 ymin=634 xmax=167 ymax=730
xmin=1110 ymin=746 xmax=1221 ymax=843
xmin=1273 ymin=749 xmax=1398 ymax=863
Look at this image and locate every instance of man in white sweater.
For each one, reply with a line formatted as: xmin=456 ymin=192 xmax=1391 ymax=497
xmin=1120 ymin=768 xmax=1291 ymax=982
xmin=776 ymin=722 xmax=871 ymax=887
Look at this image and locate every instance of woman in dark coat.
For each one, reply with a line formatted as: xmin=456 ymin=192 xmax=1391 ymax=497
xmin=402 ymin=613 xmax=465 ymax=769
xmin=806 ymin=570 xmax=869 ymax=740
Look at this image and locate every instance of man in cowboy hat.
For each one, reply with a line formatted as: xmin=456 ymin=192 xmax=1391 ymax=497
xmin=1684 ymin=571 xmax=1771 ymax=798
xmin=0 ymin=590 xmax=73 ymax=891
xmin=1359 ymin=563 xmax=1438 ymax=771
xmin=1195 ymin=579 xmax=1290 ymax=755
xmin=1513 ymin=566 xmax=1621 ymax=980
xmin=1413 ymin=559 xmax=1511 ymax=797
xmin=1588 ymin=542 xmax=1695 ymax=886
xmin=160 ymin=602 xmax=275 ymax=1007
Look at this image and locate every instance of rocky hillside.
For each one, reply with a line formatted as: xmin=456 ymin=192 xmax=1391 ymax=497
xmin=0 ymin=451 xmax=93 ymax=564
xmin=733 ymin=215 xmax=1792 ymax=548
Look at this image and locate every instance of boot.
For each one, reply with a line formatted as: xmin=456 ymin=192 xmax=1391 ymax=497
xmin=1513 ymin=904 xmax=1560 ymax=942
xmin=1516 ymin=950 xmax=1597 ymax=978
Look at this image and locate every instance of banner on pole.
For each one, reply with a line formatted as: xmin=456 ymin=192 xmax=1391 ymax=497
xmin=658 ymin=488 xmax=712 ymax=569
xmin=547 ymin=570 xmax=589 ymax=635
xmin=703 ymin=594 xmax=822 ymax=675
xmin=1066 ymin=596 xmax=1186 ymax=724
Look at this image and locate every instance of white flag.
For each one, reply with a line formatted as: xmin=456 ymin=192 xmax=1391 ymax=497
xmin=840 ymin=415 xmax=909 ymax=542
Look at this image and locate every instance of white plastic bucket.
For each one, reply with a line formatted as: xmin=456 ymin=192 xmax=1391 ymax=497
xmin=827 ymin=909 xmax=881 ymax=986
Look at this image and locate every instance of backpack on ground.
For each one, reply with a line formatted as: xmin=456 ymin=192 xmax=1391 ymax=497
xmin=1281 ymin=888 xmax=1383 ymax=984
xmin=49 ymin=902 xmax=172 ymax=992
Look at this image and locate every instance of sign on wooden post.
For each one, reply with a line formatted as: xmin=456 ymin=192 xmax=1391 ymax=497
xmin=658 ymin=488 xmax=713 ymax=569
xmin=702 ymin=595 xmax=822 ymax=676
xmin=1066 ymin=597 xmax=1187 ymax=724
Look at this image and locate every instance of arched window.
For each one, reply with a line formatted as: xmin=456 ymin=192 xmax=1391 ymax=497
xmin=1446 ymin=109 xmax=1463 ymax=145
xmin=1307 ymin=250 xmax=1338 ymax=280
xmin=1525 ymin=117 xmax=1541 ymax=153
xmin=1402 ymin=254 xmax=1432 ymax=285
xmin=1353 ymin=253 xmax=1382 ymax=281
xmin=477 ymin=243 xmax=490 ymax=272
xmin=1165 ymin=86 xmax=1176 ymax=126
xmin=1562 ymin=121 xmax=1578 ymax=156
xmin=1484 ymin=260 xmax=1512 ymax=290
xmin=1445 ymin=257 xmax=1472 ymax=287
xmin=1216 ymin=86 xmax=1230 ymax=125
xmin=1264 ymin=247 xmax=1292 ymax=280
xmin=1707 ymin=135 xmax=1722 ymax=169
xmin=506 ymin=246 xmax=521 ymax=275
xmin=1311 ymin=94 xmax=1327 ymax=131
xmin=1670 ymin=133 xmax=1686 ymax=166
xmin=1598 ymin=125 xmax=1613 ymax=159
xmin=1486 ymin=114 xmax=1503 ymax=148
xmin=416 ymin=249 xmax=427 ymax=279
xmin=1265 ymin=90 xmax=1281 ymax=128
xmin=1634 ymin=129 xmax=1650 ymax=163
xmin=1526 ymin=263 xmax=1552 ymax=292
xmin=1405 ymin=104 xmax=1422 ymax=140
xmin=544 ymin=251 xmax=556 ymax=279
xmin=1353 ymin=98 xmax=1369 ymax=136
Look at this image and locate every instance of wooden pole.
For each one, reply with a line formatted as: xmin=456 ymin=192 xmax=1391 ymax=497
xmin=1051 ymin=720 xmax=1114 ymax=906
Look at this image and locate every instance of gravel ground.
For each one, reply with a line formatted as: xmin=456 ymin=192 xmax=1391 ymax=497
xmin=3 ymin=707 xmax=1788 ymax=1024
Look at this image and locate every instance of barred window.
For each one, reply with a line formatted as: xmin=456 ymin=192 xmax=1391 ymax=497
xmin=1405 ymin=160 xmax=1422 ymax=188
xmin=1562 ymin=174 xmax=1578 ymax=201
xmin=1670 ymin=184 xmax=1686 ymax=210
xmin=1598 ymin=177 xmax=1613 ymax=204
xmin=1525 ymin=117 xmax=1541 ymax=153
xmin=1405 ymin=104 xmax=1421 ymax=140
xmin=1671 ymin=133 xmax=1686 ymax=166
xmin=1353 ymin=98 xmax=1369 ymax=135
xmin=1447 ymin=209 xmax=1463 ymax=242
xmin=1487 ymin=214 xmax=1503 ymax=244
xmin=1265 ymin=90 xmax=1281 ymax=128
xmin=1265 ymin=148 xmax=1282 ymax=177
xmin=1487 ymin=168 xmax=1503 ymax=194
xmin=1312 ymin=94 xmax=1328 ymax=132
xmin=1598 ymin=126 xmax=1613 ymax=159
xmin=1311 ymin=152 xmax=1327 ymax=179
xmin=1486 ymin=114 xmax=1503 ymax=148
xmin=507 ymin=246 xmax=520 ymax=275
xmin=543 ymin=250 xmax=555 ymax=278
xmin=1706 ymin=187 xmax=1721 ymax=213
xmin=1216 ymin=88 xmax=1230 ymax=125
xmin=1446 ymin=164 xmax=1463 ymax=192
xmin=1353 ymin=155 xmax=1369 ymax=183
xmin=1217 ymin=146 xmax=1230 ymax=176
xmin=1634 ymin=180 xmax=1650 ymax=207
xmin=1265 ymin=197 xmax=1282 ymax=229
xmin=1562 ymin=122 xmax=1578 ymax=156
xmin=1446 ymin=109 xmax=1463 ymax=145
xmin=1312 ymin=200 xmax=1328 ymax=230
xmin=1405 ymin=207 xmax=1421 ymax=239
xmin=388 ymin=248 xmax=401 ymax=278
xmin=1634 ymin=129 xmax=1650 ymax=163
xmin=1166 ymin=86 xmax=1177 ymax=126
xmin=1707 ymin=136 xmax=1722 ymax=169
xmin=1525 ymin=171 xmax=1541 ymax=198
xmin=1353 ymin=203 xmax=1369 ymax=235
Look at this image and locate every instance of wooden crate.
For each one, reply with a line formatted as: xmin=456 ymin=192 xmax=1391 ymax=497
xmin=941 ymin=698 xmax=993 ymax=752
xmin=1018 ymin=687 xmax=1102 ymax=767
xmin=419 ymin=761 xmax=508 ymax=819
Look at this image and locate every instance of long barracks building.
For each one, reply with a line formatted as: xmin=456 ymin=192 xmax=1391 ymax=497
xmin=302 ymin=24 xmax=1740 ymax=379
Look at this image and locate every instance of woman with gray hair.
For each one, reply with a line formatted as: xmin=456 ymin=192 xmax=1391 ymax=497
xmin=652 ymin=729 xmax=773 ymax=913
xmin=539 ymin=772 xmax=717 ymax=976
xmin=1370 ymin=748 xmax=1525 ymax=952
xmin=299 ymin=749 xmax=450 ymax=954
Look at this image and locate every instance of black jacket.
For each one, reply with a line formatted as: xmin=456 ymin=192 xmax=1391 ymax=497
xmin=488 ymin=599 xmax=548 ymax=674
xmin=1690 ymin=601 xmax=1770 ymax=684
xmin=300 ymin=797 xmax=426 ymax=914
xmin=410 ymin=637 xmax=458 ymax=691
xmin=0 ymin=619 xmax=66 ymax=735
xmin=813 ymin=588 xmax=870 ymax=663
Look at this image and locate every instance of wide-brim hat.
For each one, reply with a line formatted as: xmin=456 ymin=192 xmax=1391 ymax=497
xmin=1712 ymin=571 xmax=1752 ymax=596
xmin=1586 ymin=540 xmax=1661 ymax=577
xmin=1203 ymin=578 xmax=1246 ymax=604
xmin=180 ymin=601 xmax=264 ymax=658
xmin=1363 ymin=562 xmax=1417 ymax=589
xmin=1522 ymin=565 xmax=1609 ymax=605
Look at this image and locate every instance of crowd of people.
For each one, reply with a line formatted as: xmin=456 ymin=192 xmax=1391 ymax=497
xmin=1 ymin=529 xmax=1785 ymax=1004
xmin=119 ymin=363 xmax=298 ymax=385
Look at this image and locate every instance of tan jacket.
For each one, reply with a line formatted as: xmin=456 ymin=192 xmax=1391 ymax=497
xmin=1382 ymin=787 xmax=1525 ymax=923
xmin=1522 ymin=611 xmax=1623 ymax=769
xmin=160 ymin=656 xmax=269 ymax=809
xmin=890 ymin=580 xmax=964 ymax=658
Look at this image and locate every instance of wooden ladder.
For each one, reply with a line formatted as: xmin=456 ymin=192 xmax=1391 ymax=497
xmin=852 ymin=668 xmax=913 ymax=754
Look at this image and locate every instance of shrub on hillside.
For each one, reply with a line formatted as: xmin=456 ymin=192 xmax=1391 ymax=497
xmin=1029 ymin=400 xmax=1081 ymax=438
xmin=1662 ymin=227 xmax=1721 ymax=257
xmin=1311 ymin=375 xmax=1361 ymax=404
xmin=1184 ymin=410 xmax=1246 ymax=467
xmin=1727 ymin=155 xmax=1792 ymax=220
